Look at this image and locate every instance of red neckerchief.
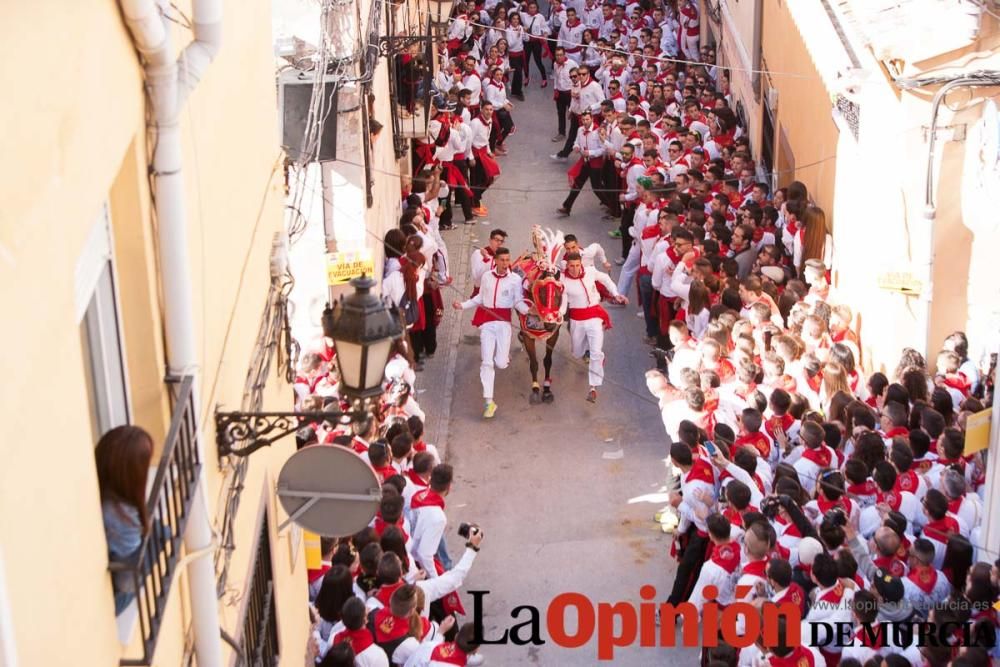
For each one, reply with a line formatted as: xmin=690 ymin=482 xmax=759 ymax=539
xmin=846 ymin=480 xmax=878 ymax=497
xmin=374 ymin=515 xmax=409 ymax=542
xmin=374 ymin=580 xmax=404 ymax=607
xmin=353 ymin=437 xmax=369 ymax=454
xmin=685 ymin=458 xmax=715 ymax=485
xmin=875 ymin=489 xmax=902 ymax=511
xmin=818 ymin=581 xmax=845 ymax=604
xmin=947 ymin=495 xmax=964 ymax=514
xmin=373 ymin=464 xmax=396 ymax=481
xmin=405 ymin=469 xmax=428 ymax=488
xmin=816 ymin=496 xmax=852 ymax=516
xmin=884 ymin=426 xmax=909 ymax=439
xmin=907 ymin=566 xmax=940 ymax=594
xmin=722 ymin=505 xmax=745 ymax=527
xmin=854 ymin=625 xmax=884 ymax=649
xmin=742 ymin=557 xmax=769 ymax=579
xmin=765 ymin=414 xmax=794 ymax=441
xmin=734 ymin=432 xmax=771 ymax=459
xmin=895 ymin=470 xmax=920 ymax=495
xmin=801 ymin=446 xmax=832 ymax=468
xmin=774 ymin=583 xmax=805 ymax=614
xmin=766 ymin=647 xmax=816 ymax=667
xmin=805 ymin=373 xmax=822 ymax=393
xmin=710 ymin=542 xmax=740 ymax=574
xmin=333 ymin=627 xmax=375 ymax=654
xmin=565 ymin=17 xmax=580 ymax=27
xmin=373 ymin=607 xmax=411 ymax=642
xmin=941 ymin=372 xmax=970 ymax=395
xmin=923 ymin=516 xmax=960 ymax=543
xmin=430 ymin=642 xmax=469 ymax=665
xmin=411 ymin=488 xmax=446 ymax=510
xmin=873 ymin=554 xmax=907 ymax=578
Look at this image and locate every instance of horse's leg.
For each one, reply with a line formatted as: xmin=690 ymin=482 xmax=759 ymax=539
xmin=542 ymin=329 xmax=558 ymax=403
xmin=521 ymin=333 xmax=542 ymax=404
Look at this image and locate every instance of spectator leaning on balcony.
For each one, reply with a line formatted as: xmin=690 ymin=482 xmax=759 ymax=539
xmin=95 ymin=425 xmax=154 ymax=615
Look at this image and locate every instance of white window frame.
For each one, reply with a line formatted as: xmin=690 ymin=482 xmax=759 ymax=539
xmin=76 ymin=204 xmax=131 ymax=437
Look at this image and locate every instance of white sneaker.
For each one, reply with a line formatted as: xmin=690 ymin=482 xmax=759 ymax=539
xmin=467 ymin=654 xmax=485 ymax=666
xmin=550 ymin=153 xmax=566 ymax=161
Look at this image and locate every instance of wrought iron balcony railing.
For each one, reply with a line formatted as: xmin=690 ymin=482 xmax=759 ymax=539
xmin=112 ymin=376 xmax=202 ymax=666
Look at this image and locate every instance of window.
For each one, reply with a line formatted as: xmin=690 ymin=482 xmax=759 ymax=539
xmin=761 ymin=101 xmax=776 ymax=187
xmin=240 ymin=512 xmax=279 ymax=666
xmin=77 ymin=205 xmax=130 ymax=440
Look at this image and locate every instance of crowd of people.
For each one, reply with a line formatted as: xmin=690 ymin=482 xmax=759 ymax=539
xmin=292 ymin=0 xmax=1000 ymax=665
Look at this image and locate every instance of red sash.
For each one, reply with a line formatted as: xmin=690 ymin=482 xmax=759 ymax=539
xmin=333 ymin=627 xmax=375 ymax=654
xmin=440 ymin=161 xmax=474 ymax=199
xmin=472 ymin=145 xmax=501 ymax=180
xmin=569 ymin=305 xmax=612 ymax=329
xmin=471 ymin=306 xmax=512 ymax=327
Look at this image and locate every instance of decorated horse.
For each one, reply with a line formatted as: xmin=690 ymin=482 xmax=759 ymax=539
xmin=511 ymin=226 xmax=567 ymax=404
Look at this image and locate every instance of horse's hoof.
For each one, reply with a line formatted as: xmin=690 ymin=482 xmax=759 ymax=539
xmin=542 ymin=390 xmax=554 ymax=404
xmin=530 ymin=389 xmax=541 ymax=404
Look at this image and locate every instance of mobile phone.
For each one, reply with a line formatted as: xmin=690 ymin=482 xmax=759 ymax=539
xmin=705 ymin=440 xmax=718 ymax=456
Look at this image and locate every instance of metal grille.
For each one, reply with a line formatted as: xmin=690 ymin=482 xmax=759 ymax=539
xmin=115 ymin=376 xmax=202 ymax=666
xmin=835 ymin=94 xmax=861 ymax=141
xmin=239 ymin=514 xmax=279 ymax=667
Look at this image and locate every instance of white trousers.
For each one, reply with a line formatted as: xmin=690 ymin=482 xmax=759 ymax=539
xmin=570 ymin=318 xmax=605 ymax=387
xmin=615 ymin=243 xmax=641 ymax=296
xmin=479 ymin=321 xmax=511 ymax=400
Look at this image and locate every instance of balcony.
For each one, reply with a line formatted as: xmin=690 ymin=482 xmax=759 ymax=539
xmin=111 ymin=376 xmax=202 ymax=666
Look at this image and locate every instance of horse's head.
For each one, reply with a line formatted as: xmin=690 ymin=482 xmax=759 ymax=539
xmin=531 ymin=275 xmax=564 ymax=326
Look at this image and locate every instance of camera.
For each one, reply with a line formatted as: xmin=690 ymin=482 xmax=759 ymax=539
xmin=824 ymin=507 xmax=848 ymax=528
xmin=760 ymin=496 xmax=781 ymax=520
xmin=457 ymin=522 xmax=481 ymax=539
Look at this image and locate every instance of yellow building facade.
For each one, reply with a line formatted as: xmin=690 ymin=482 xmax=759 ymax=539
xmin=0 ymin=1 xmax=313 ymax=664
xmin=704 ymin=0 xmax=1000 ymax=373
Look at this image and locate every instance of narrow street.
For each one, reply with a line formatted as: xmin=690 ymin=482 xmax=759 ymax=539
xmin=417 ymin=82 xmax=700 ymax=665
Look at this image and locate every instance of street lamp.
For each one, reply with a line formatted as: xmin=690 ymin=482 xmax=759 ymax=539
xmin=215 ymin=275 xmax=403 ymax=458
xmin=427 ymin=0 xmax=454 ymax=28
xmin=323 ymin=274 xmax=405 ymax=403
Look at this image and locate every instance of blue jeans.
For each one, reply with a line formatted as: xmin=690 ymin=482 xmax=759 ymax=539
xmin=436 ymin=537 xmax=453 ymax=571
xmin=638 ymin=273 xmax=658 ymax=338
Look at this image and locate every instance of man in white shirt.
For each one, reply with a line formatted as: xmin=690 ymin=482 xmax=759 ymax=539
xmin=553 ymin=64 xmax=604 ymax=159
xmin=453 ymin=247 xmax=530 ymax=418
xmin=555 ymin=110 xmax=608 ymax=216
xmin=550 ymin=47 xmax=579 ymax=141
xmin=560 ymin=252 xmax=627 ymax=401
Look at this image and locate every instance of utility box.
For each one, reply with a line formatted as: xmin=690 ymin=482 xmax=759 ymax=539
xmin=278 ymin=69 xmax=340 ymax=163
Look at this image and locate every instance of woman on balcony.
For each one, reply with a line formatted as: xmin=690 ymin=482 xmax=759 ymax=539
xmin=95 ymin=425 xmax=153 ymax=615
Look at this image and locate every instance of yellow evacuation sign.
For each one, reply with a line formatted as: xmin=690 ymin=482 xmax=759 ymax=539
xmin=327 ymin=250 xmax=374 ymax=286
xmin=964 ymin=407 xmax=992 ymax=455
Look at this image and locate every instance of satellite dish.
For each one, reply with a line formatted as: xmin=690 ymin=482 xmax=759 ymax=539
xmin=276 ymin=445 xmax=381 ymax=536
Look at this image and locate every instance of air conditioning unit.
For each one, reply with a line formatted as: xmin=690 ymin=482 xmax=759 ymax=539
xmin=278 ymin=69 xmax=340 ymax=163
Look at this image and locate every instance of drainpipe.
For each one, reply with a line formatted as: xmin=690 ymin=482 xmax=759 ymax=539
xmin=921 ymin=75 xmax=1000 ymax=356
xmin=118 ymin=1 xmax=223 ymax=666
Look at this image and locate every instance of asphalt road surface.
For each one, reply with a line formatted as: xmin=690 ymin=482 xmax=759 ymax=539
xmin=417 ymin=74 xmax=702 ymax=666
